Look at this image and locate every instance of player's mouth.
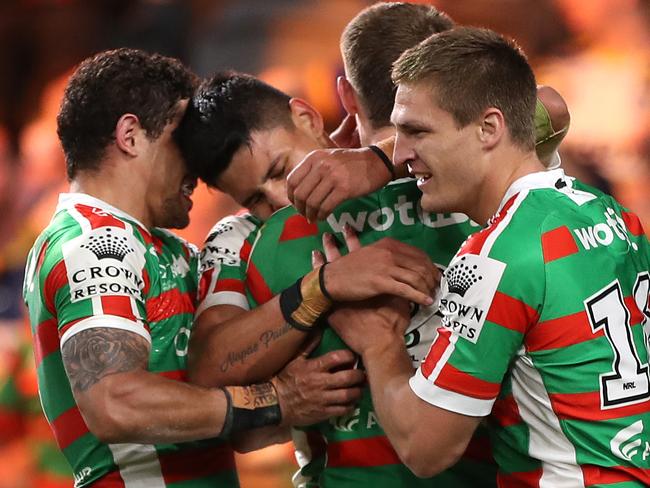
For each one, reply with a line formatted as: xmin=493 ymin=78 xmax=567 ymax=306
xmin=408 ymin=164 xmax=432 ymax=187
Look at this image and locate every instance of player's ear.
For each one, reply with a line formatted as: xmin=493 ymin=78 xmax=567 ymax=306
xmin=337 ymin=76 xmax=359 ymax=116
xmin=115 ymin=113 xmax=144 ymax=157
xmin=477 ymin=107 xmax=505 ymax=150
xmin=289 ymin=98 xmax=324 ymax=138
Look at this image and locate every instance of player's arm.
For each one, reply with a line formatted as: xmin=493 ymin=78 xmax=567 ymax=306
xmin=190 ymin=237 xmax=439 ymax=387
xmin=287 ymin=85 xmax=570 ymax=221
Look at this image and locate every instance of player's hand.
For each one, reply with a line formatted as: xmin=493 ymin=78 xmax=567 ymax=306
xmin=272 ymin=335 xmax=365 ymax=427
xmin=318 ymin=225 xmax=440 ymax=307
xmin=330 ymin=114 xmax=360 ymax=148
xmin=287 ymin=146 xmax=393 ymax=222
xmin=328 ymin=296 xmax=411 ymax=357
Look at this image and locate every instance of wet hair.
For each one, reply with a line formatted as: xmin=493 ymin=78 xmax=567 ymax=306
xmin=175 ymin=72 xmax=292 ymax=187
xmin=57 ymin=48 xmax=197 ymax=179
xmin=393 ymin=27 xmax=537 ymax=149
xmin=341 ymin=2 xmax=453 ymax=128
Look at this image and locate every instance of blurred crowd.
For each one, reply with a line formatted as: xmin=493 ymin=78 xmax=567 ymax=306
xmin=0 ymin=1 xmax=648 ymax=487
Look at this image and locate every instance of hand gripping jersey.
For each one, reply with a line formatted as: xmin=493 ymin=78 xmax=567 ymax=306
xmin=22 ymin=193 xmax=238 ymax=488
xmin=246 ymin=179 xmax=498 ymax=488
xmin=196 ymin=212 xmax=261 ymax=317
xmin=411 ymin=169 xmax=650 ymax=487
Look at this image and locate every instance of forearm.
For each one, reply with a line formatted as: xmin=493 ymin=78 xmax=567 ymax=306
xmin=188 ymin=298 xmax=310 ymax=387
xmin=78 ymin=369 xmax=227 ymax=444
xmin=361 ymin=337 xmax=476 ymax=477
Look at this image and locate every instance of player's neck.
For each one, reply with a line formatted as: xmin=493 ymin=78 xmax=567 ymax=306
xmin=69 ymin=169 xmax=153 ymax=228
xmin=468 ymin=149 xmax=544 ymax=226
xmin=361 ymin=124 xmax=396 ymax=147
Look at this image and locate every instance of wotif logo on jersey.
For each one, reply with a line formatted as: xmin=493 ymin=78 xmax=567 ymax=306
xmin=63 ymin=226 xmax=147 ymax=302
xmin=439 ymin=254 xmax=505 ymax=343
xmin=326 ymin=196 xmax=478 ymax=233
xmin=574 ymin=207 xmax=638 ymax=252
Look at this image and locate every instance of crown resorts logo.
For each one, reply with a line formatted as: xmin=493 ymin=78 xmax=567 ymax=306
xmin=445 ymin=256 xmax=483 ymax=297
xmin=80 ymin=228 xmax=134 ymax=262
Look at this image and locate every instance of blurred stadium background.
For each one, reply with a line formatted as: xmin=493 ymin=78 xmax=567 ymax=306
xmin=0 ymin=1 xmax=648 ymax=487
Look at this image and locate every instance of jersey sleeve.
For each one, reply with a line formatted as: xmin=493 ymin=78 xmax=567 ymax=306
xmin=196 ymin=215 xmax=258 ymax=315
xmin=48 ymin=218 xmax=150 ymax=347
xmin=410 ymin=217 xmax=544 ymax=417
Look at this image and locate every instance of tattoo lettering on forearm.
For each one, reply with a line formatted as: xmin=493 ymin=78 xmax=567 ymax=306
xmin=61 ymin=327 xmax=149 ymax=393
xmin=259 ymin=322 xmax=292 ymax=348
xmin=227 ymin=383 xmax=279 ymax=409
xmin=219 ymin=322 xmax=293 ymax=373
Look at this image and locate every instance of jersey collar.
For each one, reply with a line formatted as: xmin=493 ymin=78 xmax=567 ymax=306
xmin=497 ymin=168 xmax=570 ymax=214
xmin=56 ymin=192 xmax=149 ymax=231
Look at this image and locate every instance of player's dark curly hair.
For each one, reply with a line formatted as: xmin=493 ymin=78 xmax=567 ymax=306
xmin=57 ymin=48 xmax=197 ymax=179
xmin=175 ymin=72 xmax=292 ymax=188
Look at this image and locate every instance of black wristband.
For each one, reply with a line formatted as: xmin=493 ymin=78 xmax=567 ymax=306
xmin=368 ymin=144 xmax=396 ymax=180
xmin=318 ymin=263 xmax=333 ymax=301
xmin=279 ymin=277 xmax=312 ymax=331
xmin=218 ymin=384 xmax=282 ymax=439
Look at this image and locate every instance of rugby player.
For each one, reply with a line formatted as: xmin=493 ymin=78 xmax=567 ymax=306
xmin=326 ymin=27 xmax=650 ymax=486
xmin=22 ymin=48 xmax=438 ymax=487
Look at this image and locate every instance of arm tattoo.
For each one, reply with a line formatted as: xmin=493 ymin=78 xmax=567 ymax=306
xmin=61 ymin=327 xmax=149 ymax=393
xmin=219 ymin=322 xmax=293 ymax=373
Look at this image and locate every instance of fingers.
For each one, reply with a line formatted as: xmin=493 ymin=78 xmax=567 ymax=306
xmin=380 ymin=280 xmax=434 ymax=307
xmin=286 ymin=158 xmax=311 ymax=205
xmin=322 ymin=233 xmax=342 ymax=262
xmin=312 ymin=249 xmax=326 ymax=268
xmin=290 ymin=160 xmax=324 ymax=217
xmin=342 ymin=224 xmax=361 ymax=252
xmin=311 ymin=348 xmax=357 ymax=372
xmin=304 ymin=178 xmax=335 ymax=222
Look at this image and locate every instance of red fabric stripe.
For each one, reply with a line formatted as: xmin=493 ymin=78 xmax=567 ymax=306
xmin=157 ymin=370 xmax=187 ymax=382
xmin=246 ymin=262 xmax=274 ymax=305
xmin=101 ymin=295 xmax=137 ymax=322
xmin=51 ymin=406 xmax=89 ymax=450
xmin=459 ymin=195 xmax=517 ymax=256
xmin=214 ymin=278 xmax=245 ymax=294
xmin=549 ymin=391 xmax=650 ymax=421
xmin=142 ymin=268 xmax=151 ymax=295
xmin=541 ymin=226 xmax=579 ymax=263
xmin=91 ymin=470 xmax=126 ymax=488
xmin=34 ymin=318 xmax=60 ymax=367
xmin=74 ymin=204 xmax=126 ymax=229
xmin=622 ymin=211 xmax=644 ymax=237
xmin=582 ymin=463 xmax=650 ymax=485
xmin=240 ymin=240 xmax=252 ymax=263
xmin=35 ymin=239 xmax=50 ymax=274
xmin=625 ymin=295 xmax=644 ymax=325
xmin=159 ymin=444 xmax=235 ymax=483
xmin=420 ymin=328 xmax=451 ymax=378
xmin=496 ymin=468 xmax=542 ymax=488
xmin=0 ymin=410 xmax=25 ymax=441
xmin=327 ymin=435 xmax=400 ymax=468
xmin=279 ymin=215 xmax=320 ymax=241
xmin=486 ymin=292 xmax=538 ymax=334
xmin=198 ymin=268 xmax=214 ymax=302
xmin=526 ymin=310 xmax=598 ymax=352
xmin=435 ymin=363 xmax=500 ymax=400
xmin=491 ymin=395 xmax=522 ymax=427
xmin=145 ymin=288 xmax=194 ymax=322
xmin=57 ymin=318 xmax=84 ymax=341
xmin=152 ymin=235 xmax=164 ymax=254
xmin=44 ymin=260 xmax=67 ymax=316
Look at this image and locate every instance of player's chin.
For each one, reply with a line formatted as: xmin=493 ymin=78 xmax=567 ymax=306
xmin=419 ymin=193 xmax=440 ymax=213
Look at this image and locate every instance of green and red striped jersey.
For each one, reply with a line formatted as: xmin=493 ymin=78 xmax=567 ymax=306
xmin=196 ymin=212 xmax=261 ymax=316
xmin=22 ymin=193 xmax=238 ymax=488
xmin=412 ymin=169 xmax=650 ymax=487
xmin=246 ymin=179 xmax=498 ymax=487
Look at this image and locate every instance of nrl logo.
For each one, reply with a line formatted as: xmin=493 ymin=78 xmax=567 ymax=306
xmin=445 ymin=256 xmax=483 ymax=297
xmin=80 ymin=228 xmax=134 ymax=262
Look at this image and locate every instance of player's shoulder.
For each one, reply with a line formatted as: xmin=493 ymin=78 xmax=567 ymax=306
xmin=152 ymin=227 xmax=199 ymax=259
xmin=204 ymin=211 xmax=261 ymax=247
